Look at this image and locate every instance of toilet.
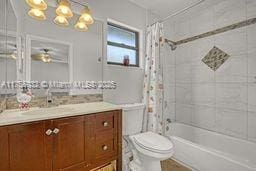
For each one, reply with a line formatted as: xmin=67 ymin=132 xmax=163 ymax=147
xmin=122 ymin=103 xmax=174 ymax=171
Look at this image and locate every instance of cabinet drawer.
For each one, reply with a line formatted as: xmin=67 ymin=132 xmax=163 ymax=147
xmin=95 ymin=112 xmax=117 ymax=132
xmin=95 ymin=137 xmax=117 ymax=159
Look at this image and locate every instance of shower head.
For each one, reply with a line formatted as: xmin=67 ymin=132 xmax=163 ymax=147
xmin=166 ymin=40 xmax=177 ymax=51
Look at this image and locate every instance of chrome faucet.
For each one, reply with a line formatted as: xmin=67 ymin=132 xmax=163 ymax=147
xmin=45 ymin=88 xmax=54 ymax=107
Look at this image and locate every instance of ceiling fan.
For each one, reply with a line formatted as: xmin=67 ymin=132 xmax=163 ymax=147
xmin=31 ymin=48 xmax=65 ymax=63
xmin=0 ymin=43 xmax=17 ymax=60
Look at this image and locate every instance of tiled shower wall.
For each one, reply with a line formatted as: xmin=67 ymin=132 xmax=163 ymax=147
xmin=163 ymin=0 xmax=256 ymax=142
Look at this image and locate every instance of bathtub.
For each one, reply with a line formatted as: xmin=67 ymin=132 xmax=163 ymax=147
xmin=167 ymin=123 xmax=256 ymax=171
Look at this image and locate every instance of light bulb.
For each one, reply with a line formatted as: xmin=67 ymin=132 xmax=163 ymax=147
xmin=61 ymin=7 xmax=68 ymax=14
xmin=28 ymin=8 xmax=46 ymax=20
xmin=33 ymin=0 xmax=42 ymax=5
xmin=75 ymin=21 xmax=88 ymax=31
xmin=56 ymin=0 xmax=73 ymax=18
xmin=26 ymin=0 xmax=47 ymax=10
xmin=54 ymin=16 xmax=69 ymax=26
xmin=79 ymin=7 xmax=94 ymax=25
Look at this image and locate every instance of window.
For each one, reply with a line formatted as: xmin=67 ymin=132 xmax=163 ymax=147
xmin=107 ymin=22 xmax=139 ymax=67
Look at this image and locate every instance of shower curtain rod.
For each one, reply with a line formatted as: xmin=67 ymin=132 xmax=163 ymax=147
xmin=150 ymin=0 xmax=205 ymax=26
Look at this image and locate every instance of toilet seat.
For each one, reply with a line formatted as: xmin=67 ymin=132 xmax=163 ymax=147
xmin=131 ymin=132 xmax=174 ymax=156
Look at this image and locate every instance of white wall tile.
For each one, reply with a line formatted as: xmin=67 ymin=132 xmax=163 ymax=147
xmin=216 ymin=108 xmax=247 ymax=139
xmin=247 ymin=0 xmax=256 ymax=18
xmin=174 ymin=20 xmax=191 ymax=41
xmin=215 ymin=54 xmax=247 ymax=83
xmin=175 ymin=103 xmax=192 ymax=124
xmin=165 ymin=103 xmax=176 ymax=122
xmin=175 ymin=63 xmax=191 ymax=83
xmin=176 ymin=83 xmax=191 ymax=104
xmin=167 ymin=83 xmax=175 ymax=103
xmin=214 ymin=28 xmax=247 ymax=56
xmin=192 ymin=105 xmax=216 ymax=130
xmin=165 ymin=66 xmax=175 ymax=84
xmin=175 ymin=44 xmax=192 ymax=65
xmin=191 ymin=83 xmax=215 ymax=106
xmin=216 ymin=83 xmax=247 ymax=111
xmin=164 ymin=0 xmax=256 ymax=141
xmin=191 ymin=63 xmax=215 ymax=83
xmin=247 ymin=24 xmax=256 ymax=51
xmin=190 ymin=7 xmax=215 ymax=36
xmin=248 ymin=49 xmax=256 ymax=83
xmin=248 ymin=112 xmax=256 ymax=142
xmin=214 ymin=0 xmax=246 ymax=29
xmin=248 ymin=84 xmax=256 ymax=112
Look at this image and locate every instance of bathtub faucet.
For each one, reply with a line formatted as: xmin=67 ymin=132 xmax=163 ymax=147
xmin=166 ymin=118 xmax=172 ymax=123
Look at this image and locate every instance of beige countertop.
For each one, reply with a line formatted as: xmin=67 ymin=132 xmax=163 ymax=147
xmin=0 ymin=102 xmax=121 ymax=126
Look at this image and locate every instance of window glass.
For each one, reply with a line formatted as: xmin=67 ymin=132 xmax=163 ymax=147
xmin=107 ymin=45 xmax=137 ymax=65
xmin=107 ymin=22 xmax=139 ymax=66
xmin=107 ymin=25 xmax=136 ymax=47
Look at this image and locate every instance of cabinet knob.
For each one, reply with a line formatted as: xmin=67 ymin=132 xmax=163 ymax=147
xmin=45 ymin=129 xmax=53 ymax=136
xmin=53 ymin=128 xmax=60 ymax=134
xmin=102 ymin=145 xmax=108 ymax=151
xmin=103 ymin=121 xmax=108 ymax=127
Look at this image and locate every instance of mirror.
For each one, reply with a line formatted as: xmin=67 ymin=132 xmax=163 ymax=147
xmin=3 ymin=0 xmax=104 ymax=97
xmin=0 ymin=0 xmax=19 ymax=97
xmin=28 ymin=36 xmax=72 ymax=96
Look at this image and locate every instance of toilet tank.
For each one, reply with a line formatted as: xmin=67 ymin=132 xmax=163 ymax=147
xmin=121 ymin=103 xmax=145 ymax=136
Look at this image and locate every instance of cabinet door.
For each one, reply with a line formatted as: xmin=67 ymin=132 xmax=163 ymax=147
xmin=53 ymin=116 xmax=87 ymax=171
xmin=7 ymin=121 xmax=53 ymax=171
xmin=0 ymin=127 xmax=8 ymax=171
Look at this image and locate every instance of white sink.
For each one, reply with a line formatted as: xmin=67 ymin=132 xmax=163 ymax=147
xmin=22 ymin=107 xmax=76 ymax=116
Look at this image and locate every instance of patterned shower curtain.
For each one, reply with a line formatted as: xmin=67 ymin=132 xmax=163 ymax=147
xmin=142 ymin=23 xmax=165 ymax=134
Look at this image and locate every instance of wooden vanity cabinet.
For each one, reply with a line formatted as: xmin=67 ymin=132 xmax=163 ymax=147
xmin=0 ymin=110 xmax=122 ymax=171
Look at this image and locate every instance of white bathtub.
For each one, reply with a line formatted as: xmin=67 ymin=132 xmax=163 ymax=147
xmin=168 ymin=123 xmax=256 ymax=171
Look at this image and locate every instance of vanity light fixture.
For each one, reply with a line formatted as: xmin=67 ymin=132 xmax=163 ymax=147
xmin=56 ymin=0 xmax=73 ymax=18
xmin=79 ymin=6 xmax=94 ymax=25
xmin=54 ymin=15 xmax=69 ymax=26
xmin=28 ymin=8 xmax=46 ymax=20
xmin=74 ymin=21 xmax=88 ymax=31
xmin=25 ymin=0 xmax=95 ymax=31
xmin=26 ymin=0 xmax=47 ymax=10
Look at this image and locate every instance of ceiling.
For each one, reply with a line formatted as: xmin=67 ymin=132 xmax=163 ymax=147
xmin=129 ymin=0 xmax=202 ymax=18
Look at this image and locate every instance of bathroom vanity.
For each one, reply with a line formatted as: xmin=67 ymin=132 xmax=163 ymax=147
xmin=0 ymin=102 xmax=122 ymax=171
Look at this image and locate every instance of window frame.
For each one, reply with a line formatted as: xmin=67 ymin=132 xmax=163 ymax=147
xmin=107 ymin=22 xmax=140 ymax=67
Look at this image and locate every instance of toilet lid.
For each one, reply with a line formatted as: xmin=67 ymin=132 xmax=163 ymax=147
xmin=133 ymin=132 xmax=173 ymax=154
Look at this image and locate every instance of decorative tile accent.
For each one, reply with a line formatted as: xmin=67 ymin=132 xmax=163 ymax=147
xmin=202 ymin=46 xmax=230 ymax=71
xmin=0 ymin=99 xmax=6 ymax=111
xmin=171 ymin=17 xmax=256 ymax=46
xmin=5 ymin=94 xmax=103 ymax=110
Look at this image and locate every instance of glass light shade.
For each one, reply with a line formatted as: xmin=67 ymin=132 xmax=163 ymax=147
xmin=54 ymin=16 xmax=69 ymax=26
xmin=26 ymin=0 xmax=47 ymax=10
xmin=75 ymin=21 xmax=88 ymax=32
xmin=28 ymin=8 xmax=46 ymax=20
xmin=79 ymin=7 xmax=94 ymax=25
xmin=42 ymin=57 xmax=51 ymax=63
xmin=56 ymin=0 xmax=73 ymax=18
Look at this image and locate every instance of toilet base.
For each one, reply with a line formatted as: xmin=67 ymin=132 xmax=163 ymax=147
xmin=129 ymin=160 xmax=161 ymax=171
xmin=140 ymin=158 xmax=161 ymax=171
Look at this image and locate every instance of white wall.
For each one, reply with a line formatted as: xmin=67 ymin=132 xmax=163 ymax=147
xmin=10 ymin=0 xmax=159 ymax=103
xmin=164 ymin=0 xmax=256 ymax=142
xmin=84 ymin=0 xmax=159 ymax=104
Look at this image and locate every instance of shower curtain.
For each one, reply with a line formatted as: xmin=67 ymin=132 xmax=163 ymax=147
xmin=142 ymin=22 xmax=165 ymax=134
